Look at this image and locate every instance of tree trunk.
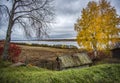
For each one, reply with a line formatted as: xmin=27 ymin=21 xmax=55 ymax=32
xmin=2 ymin=20 xmax=13 ymax=61
xmin=93 ymin=43 xmax=98 ymax=58
xmin=93 ymin=49 xmax=97 ymax=58
xmin=1 ymin=0 xmax=16 ymax=61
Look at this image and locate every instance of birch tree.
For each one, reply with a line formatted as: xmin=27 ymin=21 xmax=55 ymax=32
xmin=75 ymin=0 xmax=120 ymax=57
xmin=0 ymin=0 xmax=54 ymax=60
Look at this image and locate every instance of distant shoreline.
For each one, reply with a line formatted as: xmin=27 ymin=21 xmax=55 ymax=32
xmin=11 ymin=39 xmax=76 ymax=41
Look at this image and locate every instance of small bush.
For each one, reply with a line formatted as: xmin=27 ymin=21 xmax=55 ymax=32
xmin=0 ymin=43 xmax=21 ymax=63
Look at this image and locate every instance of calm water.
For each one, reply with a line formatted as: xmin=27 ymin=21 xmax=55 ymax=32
xmin=11 ymin=41 xmax=80 ymax=48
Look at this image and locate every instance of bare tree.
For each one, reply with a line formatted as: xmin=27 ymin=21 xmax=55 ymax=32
xmin=0 ymin=0 xmax=54 ymax=60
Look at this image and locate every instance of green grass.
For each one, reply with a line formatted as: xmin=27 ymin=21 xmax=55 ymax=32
xmin=0 ymin=62 xmax=120 ymax=83
xmin=0 ymin=61 xmax=12 ymax=68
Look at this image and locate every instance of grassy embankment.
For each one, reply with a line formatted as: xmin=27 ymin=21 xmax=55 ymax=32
xmin=0 ymin=61 xmax=120 ymax=83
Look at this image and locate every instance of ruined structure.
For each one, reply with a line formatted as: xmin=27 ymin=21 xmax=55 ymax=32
xmin=37 ymin=53 xmax=92 ymax=70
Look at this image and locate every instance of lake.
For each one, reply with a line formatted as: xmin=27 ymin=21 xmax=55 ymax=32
xmin=11 ymin=40 xmax=80 ymax=48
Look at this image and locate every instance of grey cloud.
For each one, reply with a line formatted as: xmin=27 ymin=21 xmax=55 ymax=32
xmin=0 ymin=22 xmax=26 ymax=40
xmin=50 ymin=0 xmax=120 ymax=39
xmin=0 ymin=0 xmax=120 ymax=40
xmin=50 ymin=34 xmax=75 ymax=38
xmin=49 ymin=31 xmax=76 ymax=38
xmin=55 ymin=0 xmax=85 ymax=16
xmin=55 ymin=0 xmax=120 ymax=16
xmin=0 ymin=24 xmax=7 ymax=36
xmin=55 ymin=0 xmax=101 ymax=16
xmin=11 ymin=27 xmax=26 ymax=40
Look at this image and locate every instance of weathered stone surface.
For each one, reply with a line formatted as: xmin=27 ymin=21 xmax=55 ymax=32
xmin=10 ymin=62 xmax=25 ymax=67
xmin=25 ymin=53 xmax=92 ymax=70
xmin=57 ymin=53 xmax=92 ymax=70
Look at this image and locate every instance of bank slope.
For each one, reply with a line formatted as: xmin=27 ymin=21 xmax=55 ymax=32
xmin=0 ymin=64 xmax=120 ymax=83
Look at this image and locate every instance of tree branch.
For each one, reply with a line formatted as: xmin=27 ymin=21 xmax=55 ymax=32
xmin=0 ymin=5 xmax=10 ymax=17
xmin=14 ymin=0 xmax=48 ymax=14
xmin=14 ymin=1 xmax=35 ymax=10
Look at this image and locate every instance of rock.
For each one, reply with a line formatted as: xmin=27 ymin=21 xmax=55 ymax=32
xmin=10 ymin=62 xmax=26 ymax=67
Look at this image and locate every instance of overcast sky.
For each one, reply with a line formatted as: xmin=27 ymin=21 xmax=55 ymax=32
xmin=0 ymin=0 xmax=120 ymax=40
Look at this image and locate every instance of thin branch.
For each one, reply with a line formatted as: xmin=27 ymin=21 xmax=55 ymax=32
xmin=13 ymin=13 xmax=29 ymax=22
xmin=17 ymin=19 xmax=31 ymax=38
xmin=14 ymin=7 xmax=40 ymax=14
xmin=0 ymin=5 xmax=10 ymax=17
xmin=14 ymin=0 xmax=48 ymax=14
xmin=14 ymin=1 xmax=35 ymax=10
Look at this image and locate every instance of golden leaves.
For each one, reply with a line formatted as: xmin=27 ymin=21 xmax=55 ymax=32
xmin=75 ymin=0 xmax=120 ymax=50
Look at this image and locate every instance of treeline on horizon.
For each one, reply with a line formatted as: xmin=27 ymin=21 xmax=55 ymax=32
xmin=9 ymin=39 xmax=76 ymax=41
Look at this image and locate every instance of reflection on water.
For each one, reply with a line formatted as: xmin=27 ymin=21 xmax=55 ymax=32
xmin=11 ymin=41 xmax=80 ymax=48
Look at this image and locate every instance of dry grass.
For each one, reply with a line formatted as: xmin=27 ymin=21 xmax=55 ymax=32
xmin=18 ymin=45 xmax=79 ymax=65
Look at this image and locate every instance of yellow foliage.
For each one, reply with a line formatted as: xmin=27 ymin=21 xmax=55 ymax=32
xmin=75 ymin=0 xmax=120 ymax=51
